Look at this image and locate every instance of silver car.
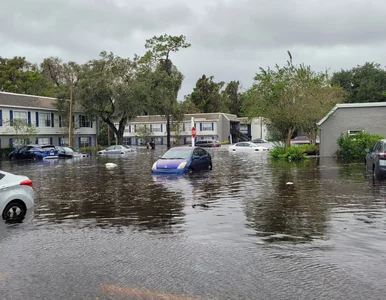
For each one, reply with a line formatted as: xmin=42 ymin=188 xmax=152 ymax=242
xmin=98 ymin=145 xmax=136 ymax=155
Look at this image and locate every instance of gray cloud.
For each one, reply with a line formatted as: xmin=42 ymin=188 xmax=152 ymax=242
xmin=1 ymin=0 xmax=386 ymax=98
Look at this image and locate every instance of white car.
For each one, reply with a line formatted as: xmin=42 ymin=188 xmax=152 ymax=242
xmin=229 ymin=141 xmax=269 ymax=152
xmin=0 ymin=170 xmax=34 ymax=223
xmin=98 ymin=145 xmax=136 ymax=155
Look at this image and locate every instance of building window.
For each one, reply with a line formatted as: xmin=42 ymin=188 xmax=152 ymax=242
xmin=38 ymin=137 xmax=50 ymax=145
xmin=14 ymin=111 xmax=27 ymax=122
xmin=123 ymin=137 xmax=131 ymax=145
xmin=240 ymin=124 xmax=248 ymax=133
xmin=79 ymin=115 xmax=92 ymax=128
xmin=80 ymin=137 xmax=90 ymax=147
xmin=40 ymin=112 xmax=51 ymax=127
xmin=202 ymin=122 xmax=212 ymax=131
xmin=61 ymin=137 xmax=69 ymax=146
xmin=151 ymin=124 xmax=162 ymax=132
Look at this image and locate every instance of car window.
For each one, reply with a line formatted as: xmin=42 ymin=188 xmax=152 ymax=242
xmin=42 ymin=145 xmax=55 ymax=150
xmin=198 ymin=148 xmax=207 ymax=156
xmin=63 ymin=147 xmax=74 ymax=153
xmin=106 ymin=146 xmax=115 ymax=150
xmin=0 ymin=173 xmax=5 ymax=180
xmin=373 ymin=142 xmax=381 ymax=152
xmin=235 ymin=143 xmax=243 ymax=147
xmin=193 ymin=149 xmax=200 ymax=156
xmin=162 ymin=148 xmax=192 ymax=159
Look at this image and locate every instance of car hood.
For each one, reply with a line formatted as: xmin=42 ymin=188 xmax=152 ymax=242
xmin=156 ymin=158 xmax=186 ymax=168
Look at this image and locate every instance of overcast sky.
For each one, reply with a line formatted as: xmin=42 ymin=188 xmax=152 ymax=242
xmin=1 ymin=0 xmax=386 ymax=98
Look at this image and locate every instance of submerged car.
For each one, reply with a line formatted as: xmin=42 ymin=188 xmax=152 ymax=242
xmin=98 ymin=145 xmax=136 ymax=155
xmin=365 ymin=139 xmax=386 ymax=179
xmin=0 ymin=170 xmax=34 ymax=223
xmin=56 ymin=146 xmax=90 ymax=158
xmin=9 ymin=144 xmax=59 ymax=161
xmin=195 ymin=140 xmax=221 ymax=147
xmin=152 ymin=146 xmax=212 ymax=175
xmin=229 ymin=141 xmax=269 ymax=152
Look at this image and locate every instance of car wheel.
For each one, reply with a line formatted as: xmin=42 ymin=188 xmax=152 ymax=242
xmin=2 ymin=201 xmax=26 ymax=223
xmin=32 ymin=155 xmax=39 ymax=161
xmin=9 ymin=156 xmax=15 ymax=161
xmin=188 ymin=168 xmax=194 ymax=175
xmin=208 ymin=163 xmax=212 ymax=170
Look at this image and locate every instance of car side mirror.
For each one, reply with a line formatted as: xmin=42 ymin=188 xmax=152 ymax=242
xmin=193 ymin=155 xmax=200 ymax=160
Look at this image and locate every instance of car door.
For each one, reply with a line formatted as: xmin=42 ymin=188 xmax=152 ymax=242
xmin=192 ymin=148 xmax=204 ymax=170
xmin=367 ymin=142 xmax=380 ymax=171
xmin=198 ymin=148 xmax=210 ymax=170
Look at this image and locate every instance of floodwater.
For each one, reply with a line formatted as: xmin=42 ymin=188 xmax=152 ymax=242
xmin=0 ymin=146 xmax=385 ymax=300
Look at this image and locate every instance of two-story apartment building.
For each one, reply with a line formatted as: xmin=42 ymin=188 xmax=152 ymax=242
xmin=121 ymin=113 xmax=248 ymax=145
xmin=238 ymin=117 xmax=270 ymax=141
xmin=0 ymin=92 xmax=98 ymax=148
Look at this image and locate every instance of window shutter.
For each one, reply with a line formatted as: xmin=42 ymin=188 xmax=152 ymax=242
xmin=0 ymin=109 xmax=2 ymax=126
xmin=28 ymin=112 xmax=31 ymax=125
xmin=50 ymin=137 xmax=53 ymax=145
xmin=79 ymin=115 xmax=82 ymax=127
xmin=35 ymin=112 xmax=39 ymax=127
xmin=89 ymin=137 xmax=92 ymax=147
xmin=161 ymin=137 xmax=163 ymax=145
xmin=35 ymin=138 xmax=38 ymax=144
xmin=51 ymin=113 xmax=54 ymax=127
xmin=150 ymin=124 xmax=153 ymax=132
xmin=160 ymin=124 xmax=163 ymax=132
xmin=9 ymin=138 xmax=13 ymax=148
xmin=200 ymin=123 xmax=203 ymax=131
xmin=78 ymin=136 xmax=81 ymax=147
xmin=58 ymin=137 xmax=62 ymax=146
xmin=59 ymin=116 xmax=62 ymax=127
xmin=10 ymin=110 xmax=13 ymax=126
xmin=211 ymin=122 xmax=214 ymax=131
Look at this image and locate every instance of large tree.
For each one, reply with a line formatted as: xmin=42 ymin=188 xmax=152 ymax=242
xmin=243 ymin=52 xmax=347 ymax=148
xmin=75 ymin=51 xmax=146 ymax=145
xmin=332 ymin=62 xmax=386 ymax=103
xmin=222 ymin=80 xmax=245 ymax=116
xmin=41 ymin=57 xmax=81 ymax=146
xmin=144 ymin=34 xmax=191 ymax=148
xmin=189 ymin=75 xmax=226 ymax=113
xmin=0 ymin=56 xmax=55 ymax=96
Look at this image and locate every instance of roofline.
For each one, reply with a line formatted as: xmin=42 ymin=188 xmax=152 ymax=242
xmin=317 ymin=102 xmax=386 ymax=126
xmin=0 ymin=91 xmax=57 ymax=100
xmin=0 ymin=104 xmax=83 ymax=112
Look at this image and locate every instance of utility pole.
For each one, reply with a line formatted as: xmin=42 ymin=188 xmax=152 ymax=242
xmin=69 ymin=82 xmax=74 ymax=147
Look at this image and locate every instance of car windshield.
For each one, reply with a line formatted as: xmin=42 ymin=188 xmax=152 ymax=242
xmin=63 ymin=147 xmax=75 ymax=153
xmin=161 ymin=148 xmax=192 ymax=159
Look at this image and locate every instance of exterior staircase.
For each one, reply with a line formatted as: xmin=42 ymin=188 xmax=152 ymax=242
xmin=230 ymin=128 xmax=250 ymax=142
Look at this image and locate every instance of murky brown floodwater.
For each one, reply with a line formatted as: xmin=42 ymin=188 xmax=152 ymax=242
xmin=0 ymin=146 xmax=385 ymax=300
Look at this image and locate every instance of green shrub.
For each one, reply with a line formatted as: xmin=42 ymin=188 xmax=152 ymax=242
xmin=79 ymin=145 xmax=104 ymax=152
xmin=298 ymin=144 xmax=319 ymax=155
xmin=270 ymin=145 xmax=309 ymax=161
xmin=0 ymin=148 xmax=15 ymax=159
xmin=336 ymin=132 xmax=384 ymax=159
xmin=220 ymin=140 xmax=229 ymax=145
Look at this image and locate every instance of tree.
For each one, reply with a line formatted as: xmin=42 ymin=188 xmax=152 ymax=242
xmin=180 ymin=96 xmax=200 ymax=113
xmin=135 ymin=125 xmax=153 ymax=144
xmin=243 ymin=52 xmax=347 ymax=149
xmin=145 ymin=34 xmax=191 ymax=148
xmin=331 ymin=62 xmax=386 ymax=103
xmin=189 ymin=75 xmax=226 ymax=113
xmin=0 ymin=56 xmax=55 ymax=96
xmin=76 ymin=51 xmax=146 ymax=145
xmin=41 ymin=57 xmax=81 ymax=146
xmin=222 ymin=80 xmax=245 ymax=116
xmin=4 ymin=119 xmax=38 ymax=148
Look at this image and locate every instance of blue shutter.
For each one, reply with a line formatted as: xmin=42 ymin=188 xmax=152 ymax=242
xmin=211 ymin=122 xmax=214 ymax=131
xmin=90 ymin=119 xmax=93 ymax=128
xmin=134 ymin=125 xmax=137 ymax=132
xmin=72 ymin=115 xmax=75 ymax=125
xmin=78 ymin=136 xmax=81 ymax=147
xmin=200 ymin=123 xmax=202 ymax=131
xmin=160 ymin=124 xmax=163 ymax=132
xmin=9 ymin=138 xmax=13 ymax=148
xmin=89 ymin=137 xmax=92 ymax=147
xmin=35 ymin=112 xmax=39 ymax=127
xmin=183 ymin=137 xmax=186 ymax=144
xmin=212 ymin=136 xmax=214 ymax=140
xmin=35 ymin=138 xmax=38 ymax=144
xmin=136 ymin=138 xmax=138 ymax=145
xmin=58 ymin=137 xmax=62 ymax=146
xmin=150 ymin=124 xmax=152 ymax=132
xmin=161 ymin=137 xmax=163 ymax=145
xmin=78 ymin=115 xmax=82 ymax=127
xmin=50 ymin=137 xmax=53 ymax=145
xmin=27 ymin=112 xmax=31 ymax=125
xmin=51 ymin=113 xmax=54 ymax=127
xmin=194 ymin=123 xmax=196 ymax=129
xmin=59 ymin=116 xmax=62 ymax=127
xmin=0 ymin=109 xmax=2 ymax=126
xmin=10 ymin=110 xmax=13 ymax=126
xmin=0 ymin=138 xmax=1 ymax=148
xmin=129 ymin=125 xmax=131 ymax=133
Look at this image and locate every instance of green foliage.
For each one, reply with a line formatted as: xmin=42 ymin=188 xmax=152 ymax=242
xmin=243 ymin=51 xmax=347 ymax=148
xmin=298 ymin=144 xmax=319 ymax=155
xmin=270 ymin=145 xmax=309 ymax=161
xmin=0 ymin=148 xmax=15 ymax=159
xmin=220 ymin=140 xmax=229 ymax=145
xmin=336 ymin=131 xmax=384 ymax=159
xmin=79 ymin=146 xmax=104 ymax=152
xmin=222 ymin=80 xmax=245 ymax=116
xmin=189 ymin=75 xmax=227 ymax=113
xmin=0 ymin=56 xmax=56 ymax=96
xmin=331 ymin=62 xmax=386 ymax=103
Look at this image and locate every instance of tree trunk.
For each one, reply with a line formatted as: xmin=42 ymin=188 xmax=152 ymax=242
xmin=285 ymin=126 xmax=295 ymax=150
xmin=166 ymin=114 xmax=171 ymax=148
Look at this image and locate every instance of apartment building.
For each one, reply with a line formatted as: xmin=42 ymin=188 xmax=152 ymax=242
xmin=0 ymin=91 xmax=98 ymax=148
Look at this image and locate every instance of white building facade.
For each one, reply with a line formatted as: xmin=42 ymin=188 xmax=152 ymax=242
xmin=0 ymin=92 xmax=98 ymax=148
